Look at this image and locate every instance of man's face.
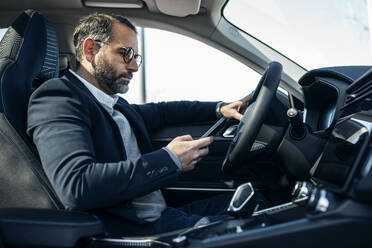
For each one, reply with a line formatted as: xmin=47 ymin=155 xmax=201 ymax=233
xmin=93 ymin=23 xmax=139 ymax=95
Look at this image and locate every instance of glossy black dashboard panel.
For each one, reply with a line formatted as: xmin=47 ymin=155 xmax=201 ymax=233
xmin=297 ymin=66 xmax=372 ymax=193
xmin=299 ymin=66 xmax=372 ymax=132
xmin=302 ymin=79 xmax=341 ymax=131
xmin=311 ymin=119 xmax=369 ymax=192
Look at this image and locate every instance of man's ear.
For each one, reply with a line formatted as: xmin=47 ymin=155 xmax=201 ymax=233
xmin=82 ymin=38 xmax=99 ymax=63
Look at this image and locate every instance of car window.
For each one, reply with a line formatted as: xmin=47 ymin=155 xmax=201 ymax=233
xmin=0 ymin=28 xmax=7 ymax=39
xmin=0 ymin=26 xmax=261 ymax=104
xmin=224 ymin=0 xmax=372 ymax=70
xmin=123 ymin=28 xmax=260 ymax=103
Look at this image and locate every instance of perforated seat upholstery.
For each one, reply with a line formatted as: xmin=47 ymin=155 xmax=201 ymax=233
xmin=0 ymin=10 xmax=63 ymax=209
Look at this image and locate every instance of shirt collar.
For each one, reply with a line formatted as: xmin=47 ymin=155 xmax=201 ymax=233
xmin=69 ymin=69 xmax=119 ymax=114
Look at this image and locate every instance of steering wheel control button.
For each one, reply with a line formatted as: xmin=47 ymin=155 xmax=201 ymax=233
xmin=250 ymin=141 xmax=267 ymax=152
xmin=227 ymin=182 xmax=257 ymax=217
xmin=287 ymin=108 xmax=306 ymax=140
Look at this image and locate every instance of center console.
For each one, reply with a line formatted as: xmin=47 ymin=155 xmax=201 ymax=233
xmin=90 ymin=180 xmax=372 ymax=248
xmin=3 ymin=178 xmax=371 ymax=248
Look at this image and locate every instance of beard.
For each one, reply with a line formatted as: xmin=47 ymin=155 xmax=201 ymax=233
xmin=92 ymin=56 xmax=132 ymax=94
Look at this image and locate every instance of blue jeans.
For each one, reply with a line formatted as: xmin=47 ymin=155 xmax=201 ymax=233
xmin=152 ymin=193 xmax=233 ymax=234
xmin=101 ymin=192 xmax=268 ymax=236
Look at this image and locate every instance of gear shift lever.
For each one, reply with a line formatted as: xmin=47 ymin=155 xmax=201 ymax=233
xmin=227 ymin=182 xmax=257 ymax=217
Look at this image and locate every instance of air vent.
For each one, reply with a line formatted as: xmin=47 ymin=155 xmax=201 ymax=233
xmin=341 ymin=69 xmax=372 ymax=117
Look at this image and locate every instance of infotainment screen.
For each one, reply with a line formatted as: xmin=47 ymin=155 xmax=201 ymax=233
xmin=310 ymin=119 xmax=369 ymax=192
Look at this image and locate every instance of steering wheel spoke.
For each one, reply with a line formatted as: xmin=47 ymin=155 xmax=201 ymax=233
xmin=222 ymin=62 xmax=282 ymax=173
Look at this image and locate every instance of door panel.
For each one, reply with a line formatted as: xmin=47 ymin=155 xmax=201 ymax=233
xmin=150 ymin=93 xmax=290 ymax=206
xmin=151 ymin=123 xmax=237 ymax=205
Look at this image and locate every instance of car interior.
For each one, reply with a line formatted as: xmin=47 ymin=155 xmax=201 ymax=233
xmin=0 ymin=1 xmax=372 ymax=248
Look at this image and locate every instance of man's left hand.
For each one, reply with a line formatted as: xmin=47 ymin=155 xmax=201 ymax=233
xmin=220 ymin=93 xmax=252 ymax=121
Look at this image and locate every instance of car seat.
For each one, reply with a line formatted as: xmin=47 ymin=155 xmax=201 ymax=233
xmin=0 ymin=10 xmax=105 ymax=248
xmin=0 ymin=9 xmax=63 ymax=210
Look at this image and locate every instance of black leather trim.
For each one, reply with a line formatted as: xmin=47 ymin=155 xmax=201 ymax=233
xmin=299 ymin=66 xmax=372 ymax=86
xmin=0 ymin=208 xmax=104 ymax=248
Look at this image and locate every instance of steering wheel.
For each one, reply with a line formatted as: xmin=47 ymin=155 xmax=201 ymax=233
xmin=222 ymin=62 xmax=282 ymax=173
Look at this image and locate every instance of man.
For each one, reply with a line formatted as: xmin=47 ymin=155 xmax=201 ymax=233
xmin=27 ymin=13 xmax=251 ymax=235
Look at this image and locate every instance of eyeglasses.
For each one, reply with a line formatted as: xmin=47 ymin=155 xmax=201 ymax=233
xmin=120 ymin=47 xmax=142 ymax=67
xmin=94 ymin=40 xmax=142 ymax=67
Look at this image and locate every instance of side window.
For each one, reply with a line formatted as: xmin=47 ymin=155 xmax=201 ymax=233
xmin=0 ymin=27 xmax=261 ymax=104
xmin=124 ymin=28 xmax=261 ymax=103
xmin=0 ymin=28 xmax=7 ymax=39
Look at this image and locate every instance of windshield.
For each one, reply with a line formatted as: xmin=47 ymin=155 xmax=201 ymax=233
xmin=224 ymin=0 xmax=372 ymax=70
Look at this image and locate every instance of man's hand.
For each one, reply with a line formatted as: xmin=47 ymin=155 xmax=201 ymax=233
xmin=220 ymin=93 xmax=253 ymax=121
xmin=166 ymin=135 xmax=213 ymax=171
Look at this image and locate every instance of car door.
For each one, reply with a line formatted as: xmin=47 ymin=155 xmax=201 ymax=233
xmin=149 ymin=92 xmax=291 ymax=207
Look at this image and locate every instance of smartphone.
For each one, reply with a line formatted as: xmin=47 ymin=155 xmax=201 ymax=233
xmin=200 ymin=117 xmax=227 ymax=138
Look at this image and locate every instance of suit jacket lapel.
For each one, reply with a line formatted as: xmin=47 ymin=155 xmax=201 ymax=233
xmin=62 ymin=71 xmax=127 ymax=159
xmin=63 ymin=71 xmax=101 ymax=104
xmin=63 ymin=71 xmax=153 ymax=155
xmin=115 ymin=98 xmax=153 ymax=154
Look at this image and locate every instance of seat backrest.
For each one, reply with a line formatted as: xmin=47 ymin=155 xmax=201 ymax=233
xmin=0 ymin=10 xmax=63 ymax=209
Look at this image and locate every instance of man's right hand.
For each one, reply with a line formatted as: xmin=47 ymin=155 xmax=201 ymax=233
xmin=166 ymin=135 xmax=213 ymax=171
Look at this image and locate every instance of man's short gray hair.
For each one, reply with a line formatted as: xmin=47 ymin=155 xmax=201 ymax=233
xmin=73 ymin=13 xmax=137 ymax=66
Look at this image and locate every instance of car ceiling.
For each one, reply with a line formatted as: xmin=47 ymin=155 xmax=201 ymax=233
xmin=0 ymin=0 xmax=225 ymax=34
xmin=0 ymin=0 xmax=226 ymax=62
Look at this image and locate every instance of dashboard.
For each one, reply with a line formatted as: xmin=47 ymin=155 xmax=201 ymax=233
xmin=299 ymin=66 xmax=372 ymax=131
xmin=156 ymin=66 xmax=372 ymax=247
xmin=175 ymin=65 xmax=372 ymax=247
xmin=275 ymin=66 xmax=372 ymax=192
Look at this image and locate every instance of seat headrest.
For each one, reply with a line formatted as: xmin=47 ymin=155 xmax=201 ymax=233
xmin=0 ymin=9 xmax=59 ymax=137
